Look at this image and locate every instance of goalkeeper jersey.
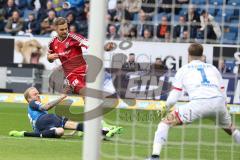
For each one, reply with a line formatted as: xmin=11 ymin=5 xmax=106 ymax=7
xmin=172 ymin=60 xmax=225 ymax=100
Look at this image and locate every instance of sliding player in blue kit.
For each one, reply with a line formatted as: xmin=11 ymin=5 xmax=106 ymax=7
xmin=9 ymin=87 xmax=121 ymax=138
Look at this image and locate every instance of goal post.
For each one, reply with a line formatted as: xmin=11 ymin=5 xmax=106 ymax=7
xmin=83 ymin=0 xmax=107 ymax=160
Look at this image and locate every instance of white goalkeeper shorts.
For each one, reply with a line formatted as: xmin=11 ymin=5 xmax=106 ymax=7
xmin=175 ymin=96 xmax=231 ymax=127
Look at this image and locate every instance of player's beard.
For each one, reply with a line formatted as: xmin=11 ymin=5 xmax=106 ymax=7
xmin=59 ymin=33 xmax=68 ymax=40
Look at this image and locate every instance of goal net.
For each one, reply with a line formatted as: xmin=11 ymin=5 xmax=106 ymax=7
xmin=86 ymin=0 xmax=240 ymax=160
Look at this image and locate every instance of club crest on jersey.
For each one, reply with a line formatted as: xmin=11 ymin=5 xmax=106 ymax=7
xmin=65 ymin=42 xmax=70 ymax=48
xmin=35 ymin=101 xmax=42 ymax=105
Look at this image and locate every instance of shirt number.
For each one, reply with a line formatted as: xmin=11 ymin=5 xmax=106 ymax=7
xmin=197 ymin=68 xmax=210 ymax=84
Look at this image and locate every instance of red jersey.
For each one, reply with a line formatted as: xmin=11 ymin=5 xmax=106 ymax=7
xmin=48 ymin=33 xmax=89 ymax=76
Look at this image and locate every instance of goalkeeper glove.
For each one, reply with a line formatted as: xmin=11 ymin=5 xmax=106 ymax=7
xmin=156 ymin=101 xmax=174 ymax=118
xmin=156 ymin=101 xmax=167 ymax=117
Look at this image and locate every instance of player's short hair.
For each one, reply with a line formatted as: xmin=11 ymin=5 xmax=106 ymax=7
xmin=188 ymin=43 xmax=203 ymax=57
xmin=201 ymin=10 xmax=207 ymax=15
xmin=24 ymin=87 xmax=36 ymax=101
xmin=54 ymin=17 xmax=67 ymax=26
xmin=129 ymin=53 xmax=135 ymax=56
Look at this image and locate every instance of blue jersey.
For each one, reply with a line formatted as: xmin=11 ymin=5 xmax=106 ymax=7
xmin=28 ymin=100 xmax=47 ymax=131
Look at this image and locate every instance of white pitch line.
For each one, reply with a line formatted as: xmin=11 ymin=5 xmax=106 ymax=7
xmin=0 ymin=135 xmax=239 ymax=155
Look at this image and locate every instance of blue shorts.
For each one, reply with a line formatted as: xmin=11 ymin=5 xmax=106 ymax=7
xmin=35 ymin=114 xmax=68 ymax=133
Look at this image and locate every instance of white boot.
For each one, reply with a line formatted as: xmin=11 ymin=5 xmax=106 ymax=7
xmin=232 ymin=129 xmax=240 ymax=143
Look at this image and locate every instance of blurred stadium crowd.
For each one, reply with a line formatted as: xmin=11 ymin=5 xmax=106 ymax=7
xmin=0 ymin=0 xmax=239 ymax=44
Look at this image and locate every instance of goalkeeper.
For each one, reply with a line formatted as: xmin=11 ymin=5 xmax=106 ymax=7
xmin=9 ymin=87 xmax=121 ymax=138
xmin=147 ymin=43 xmax=240 ymax=160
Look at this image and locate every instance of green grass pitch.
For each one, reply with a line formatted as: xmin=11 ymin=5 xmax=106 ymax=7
xmin=0 ymin=102 xmax=239 ymax=160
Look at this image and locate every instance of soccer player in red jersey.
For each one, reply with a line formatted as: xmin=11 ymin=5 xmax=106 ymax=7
xmin=47 ymin=17 xmax=114 ymax=94
xmin=47 ymin=17 xmax=89 ymax=94
xmin=47 ymin=17 xmax=122 ymax=136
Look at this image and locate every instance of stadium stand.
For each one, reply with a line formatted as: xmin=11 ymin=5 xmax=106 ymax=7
xmin=0 ymin=0 xmax=239 ymax=44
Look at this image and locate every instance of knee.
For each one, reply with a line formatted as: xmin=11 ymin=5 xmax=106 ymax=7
xmin=162 ymin=112 xmax=181 ymax=126
xmin=156 ymin=122 xmax=170 ymax=133
xmin=55 ymin=128 xmax=64 ymax=136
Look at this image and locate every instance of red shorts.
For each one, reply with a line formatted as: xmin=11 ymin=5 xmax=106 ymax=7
xmin=66 ymin=65 xmax=87 ymax=94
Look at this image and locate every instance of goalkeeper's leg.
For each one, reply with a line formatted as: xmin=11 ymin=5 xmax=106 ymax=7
xmin=147 ymin=100 xmax=203 ymax=160
xmin=218 ymin=107 xmax=240 ymax=143
xmin=223 ymin=126 xmax=240 ymax=143
xmin=146 ymin=110 xmax=182 ymax=160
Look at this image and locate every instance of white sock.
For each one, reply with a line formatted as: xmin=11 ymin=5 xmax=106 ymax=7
xmin=152 ymin=143 xmax=162 ymax=156
xmin=152 ymin=122 xmax=170 ymax=155
xmin=232 ymin=129 xmax=240 ymax=143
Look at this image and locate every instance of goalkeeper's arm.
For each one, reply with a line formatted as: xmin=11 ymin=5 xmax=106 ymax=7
xmin=166 ymin=88 xmax=182 ymax=110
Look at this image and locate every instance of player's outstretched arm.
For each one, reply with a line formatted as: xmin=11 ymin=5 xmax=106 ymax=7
xmin=166 ymin=89 xmax=182 ymax=110
xmin=41 ymin=94 xmax=67 ymax=111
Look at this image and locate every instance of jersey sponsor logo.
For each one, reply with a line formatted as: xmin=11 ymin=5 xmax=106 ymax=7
xmin=58 ymin=49 xmax=71 ymax=56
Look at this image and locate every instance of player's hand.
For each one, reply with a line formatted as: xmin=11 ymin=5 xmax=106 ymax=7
xmin=104 ymin=42 xmax=116 ymax=51
xmin=62 ymin=85 xmax=71 ymax=94
xmin=47 ymin=53 xmax=59 ymax=61
xmin=60 ymin=85 xmax=71 ymax=100
xmin=156 ymin=101 xmax=175 ymax=118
